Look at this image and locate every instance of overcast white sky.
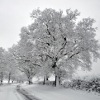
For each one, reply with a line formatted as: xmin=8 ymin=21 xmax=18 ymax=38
xmin=0 ymin=0 xmax=100 ymax=77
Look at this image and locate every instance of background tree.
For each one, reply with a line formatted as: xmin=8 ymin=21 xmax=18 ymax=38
xmin=4 ymin=51 xmax=18 ymax=83
xmin=0 ymin=47 xmax=5 ymax=84
xmin=9 ymin=29 xmax=40 ymax=84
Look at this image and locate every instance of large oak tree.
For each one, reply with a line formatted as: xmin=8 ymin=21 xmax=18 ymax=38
xmin=26 ymin=8 xmax=100 ymax=86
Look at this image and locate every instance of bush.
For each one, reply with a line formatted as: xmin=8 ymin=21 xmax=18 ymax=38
xmin=63 ymin=78 xmax=100 ymax=93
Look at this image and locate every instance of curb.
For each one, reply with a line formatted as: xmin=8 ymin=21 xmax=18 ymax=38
xmin=16 ymin=86 xmax=40 ymax=100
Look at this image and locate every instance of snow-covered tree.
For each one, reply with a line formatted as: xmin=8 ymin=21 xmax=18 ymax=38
xmin=9 ymin=29 xmax=40 ymax=84
xmin=4 ymin=51 xmax=18 ymax=83
xmin=26 ymin=8 xmax=100 ymax=86
xmin=0 ymin=47 xmax=6 ymax=84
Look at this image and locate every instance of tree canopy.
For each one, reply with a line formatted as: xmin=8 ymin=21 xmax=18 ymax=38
xmin=0 ymin=8 xmax=100 ymax=86
xmin=23 ymin=8 xmax=100 ymax=86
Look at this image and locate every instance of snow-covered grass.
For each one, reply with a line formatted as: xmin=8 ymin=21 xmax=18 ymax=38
xmin=21 ymin=84 xmax=100 ymax=100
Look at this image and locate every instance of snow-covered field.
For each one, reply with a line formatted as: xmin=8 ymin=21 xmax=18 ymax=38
xmin=22 ymin=84 xmax=100 ymax=100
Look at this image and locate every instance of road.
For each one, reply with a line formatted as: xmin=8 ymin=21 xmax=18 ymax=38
xmin=0 ymin=84 xmax=25 ymax=100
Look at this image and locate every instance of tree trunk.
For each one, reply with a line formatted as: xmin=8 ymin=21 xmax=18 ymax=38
xmin=29 ymin=80 xmax=32 ymax=84
xmin=55 ymin=75 xmax=60 ymax=87
xmin=43 ymin=76 xmax=46 ymax=85
xmin=59 ymin=76 xmax=61 ymax=85
xmin=52 ymin=60 xmax=60 ymax=87
xmin=28 ymin=76 xmax=33 ymax=85
xmin=8 ymin=73 xmax=11 ymax=84
xmin=0 ymin=72 xmax=3 ymax=85
xmin=46 ymin=76 xmax=48 ymax=81
xmin=12 ymin=80 xmax=14 ymax=83
xmin=43 ymin=75 xmax=48 ymax=85
xmin=55 ymin=67 xmax=60 ymax=87
xmin=0 ymin=79 xmax=3 ymax=85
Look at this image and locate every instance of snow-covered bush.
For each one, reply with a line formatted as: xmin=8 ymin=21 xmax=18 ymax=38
xmin=63 ymin=78 xmax=100 ymax=93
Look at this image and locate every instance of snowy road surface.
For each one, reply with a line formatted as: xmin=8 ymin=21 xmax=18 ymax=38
xmin=0 ymin=85 xmax=24 ymax=100
xmin=22 ymin=84 xmax=100 ymax=100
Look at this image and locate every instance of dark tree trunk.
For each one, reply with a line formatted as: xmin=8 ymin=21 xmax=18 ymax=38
xmin=8 ymin=73 xmax=11 ymax=84
xmin=0 ymin=72 xmax=3 ymax=85
xmin=12 ymin=80 xmax=14 ymax=83
xmin=28 ymin=76 xmax=33 ymax=85
xmin=53 ymin=62 xmax=60 ymax=87
xmin=0 ymin=80 xmax=3 ymax=84
xmin=55 ymin=73 xmax=60 ymax=87
xmin=28 ymin=79 xmax=32 ymax=85
xmin=54 ymin=75 xmax=57 ymax=86
xmin=43 ymin=76 xmax=46 ymax=85
xmin=43 ymin=75 xmax=48 ymax=85
xmin=59 ymin=76 xmax=61 ymax=85
xmin=46 ymin=76 xmax=48 ymax=81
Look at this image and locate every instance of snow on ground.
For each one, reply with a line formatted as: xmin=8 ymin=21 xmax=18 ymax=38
xmin=22 ymin=84 xmax=100 ymax=100
xmin=0 ymin=84 xmax=24 ymax=100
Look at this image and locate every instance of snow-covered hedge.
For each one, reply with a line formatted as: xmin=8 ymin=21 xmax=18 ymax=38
xmin=63 ymin=78 xmax=100 ymax=93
